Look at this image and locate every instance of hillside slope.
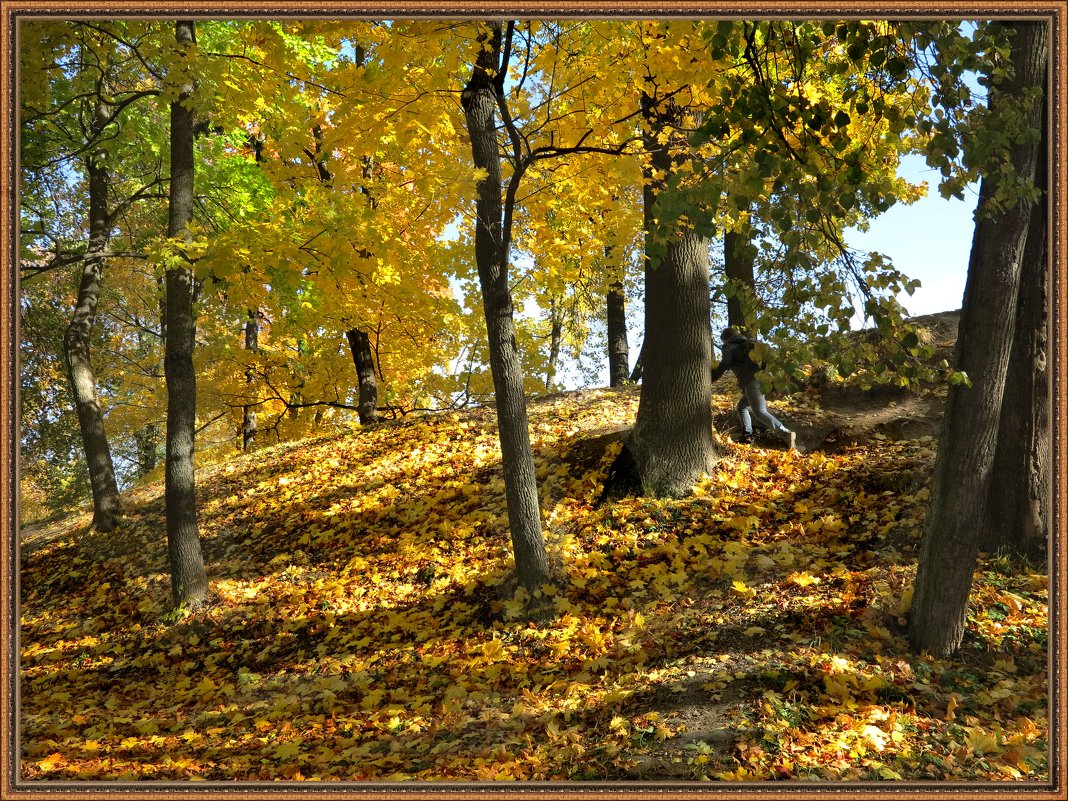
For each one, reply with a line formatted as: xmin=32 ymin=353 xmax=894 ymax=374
xmin=19 ymin=379 xmax=1047 ymax=782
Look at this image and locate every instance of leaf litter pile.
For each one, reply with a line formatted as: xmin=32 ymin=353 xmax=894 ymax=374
xmin=21 ymin=387 xmax=1048 ymax=781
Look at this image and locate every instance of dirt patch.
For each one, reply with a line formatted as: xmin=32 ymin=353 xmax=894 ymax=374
xmin=800 ymin=308 xmax=958 ymax=451
xmin=808 ymin=391 xmax=946 ymax=452
xmin=713 ymin=388 xmax=945 ymax=454
xmin=618 ymin=655 xmax=749 ymax=779
xmin=20 ymin=512 xmax=92 ymax=556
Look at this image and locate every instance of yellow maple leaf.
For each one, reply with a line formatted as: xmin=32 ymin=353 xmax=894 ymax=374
xmin=944 ymin=694 xmax=960 ymax=721
xmin=274 ymin=740 xmax=302 ymax=761
xmin=789 ymin=572 xmax=821 ymax=587
xmin=481 ymin=637 xmax=506 ymax=662
xmin=965 ymin=727 xmax=1001 ymax=755
xmin=609 ymin=715 xmax=630 ymax=735
xmin=752 ymin=554 xmax=776 ymax=570
xmin=38 ymin=753 xmax=65 ymax=772
xmin=731 ymin=579 xmax=756 ymax=597
xmin=861 ymin=724 xmax=888 ymax=751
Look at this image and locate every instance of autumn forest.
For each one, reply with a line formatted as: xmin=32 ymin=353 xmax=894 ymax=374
xmin=13 ymin=16 xmax=1053 ymax=785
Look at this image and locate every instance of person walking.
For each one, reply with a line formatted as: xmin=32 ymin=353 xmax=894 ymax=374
xmin=711 ymin=327 xmax=796 ymax=450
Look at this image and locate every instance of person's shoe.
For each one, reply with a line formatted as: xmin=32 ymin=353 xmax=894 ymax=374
xmin=739 ymin=433 xmax=754 ymax=445
xmin=785 ymin=430 xmax=796 ymax=451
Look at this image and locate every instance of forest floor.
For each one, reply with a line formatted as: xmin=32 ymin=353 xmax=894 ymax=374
xmin=18 ymin=311 xmax=1050 ymax=784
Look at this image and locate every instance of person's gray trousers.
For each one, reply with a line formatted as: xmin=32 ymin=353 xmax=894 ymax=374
xmin=737 ymin=379 xmax=791 ymax=440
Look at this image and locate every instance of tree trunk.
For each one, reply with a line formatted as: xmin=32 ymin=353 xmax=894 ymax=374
xmin=625 ymin=94 xmax=718 ymax=498
xmin=63 ymin=95 xmax=121 ymax=532
xmin=546 ymin=297 xmax=562 ymax=392
xmin=345 ymin=328 xmax=380 ymax=424
xmin=606 ymin=278 xmax=630 ymax=387
xmin=242 ymin=309 xmax=259 ymax=450
xmin=290 ymin=338 xmax=306 ymax=421
xmin=135 ymin=423 xmax=160 ymax=476
xmin=629 ymin=340 xmax=645 ymax=383
xmin=724 ymin=222 xmax=756 ymax=329
xmin=462 ymin=20 xmax=549 ymax=590
xmin=909 ymin=21 xmax=1047 ymax=656
xmin=164 ymin=19 xmax=207 ymax=609
xmin=976 ymin=69 xmax=1050 ymax=559
xmin=133 ymin=308 xmax=162 ymax=477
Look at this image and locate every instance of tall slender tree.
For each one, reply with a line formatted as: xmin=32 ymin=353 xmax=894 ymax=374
xmin=164 ymin=19 xmax=208 ymax=608
xmin=64 ymin=88 xmax=122 ymax=531
xmin=606 ymin=276 xmax=630 ymax=387
xmin=461 ymin=20 xmax=550 ymax=590
xmin=242 ymin=310 xmax=259 ymax=450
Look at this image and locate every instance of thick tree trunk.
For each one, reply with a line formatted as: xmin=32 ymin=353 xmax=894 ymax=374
xmin=724 ymin=223 xmax=756 ymax=329
xmin=164 ymin=19 xmax=207 ymax=609
xmin=606 ymin=279 xmax=630 ymax=387
xmin=626 ymin=94 xmax=718 ymax=498
xmin=345 ymin=328 xmax=380 ymax=424
xmin=909 ymin=21 xmax=1047 ymax=656
xmin=462 ymin=21 xmax=549 ymax=590
xmin=977 ymin=71 xmax=1050 ymax=558
xmin=243 ymin=309 xmax=259 ymax=450
xmin=63 ymin=96 xmax=121 ymax=532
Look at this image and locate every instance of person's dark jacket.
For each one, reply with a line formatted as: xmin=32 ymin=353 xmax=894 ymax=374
xmin=711 ymin=332 xmax=761 ymax=388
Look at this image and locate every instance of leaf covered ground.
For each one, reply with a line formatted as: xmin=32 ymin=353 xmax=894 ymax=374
xmin=20 ymin=386 xmax=1049 ymax=782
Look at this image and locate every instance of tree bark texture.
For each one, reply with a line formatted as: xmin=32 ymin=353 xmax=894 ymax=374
xmin=462 ymin=21 xmax=549 ymax=590
xmin=909 ymin=21 xmax=1047 ymax=656
xmin=627 ymin=94 xmax=717 ymax=498
xmin=606 ymin=279 xmax=630 ymax=387
xmin=724 ymin=223 xmax=757 ymax=329
xmin=63 ymin=94 xmax=122 ymax=532
xmin=135 ymin=424 xmax=160 ymax=476
xmin=546 ymin=297 xmax=562 ymax=392
xmin=243 ymin=310 xmax=259 ymax=450
xmin=629 ymin=340 xmax=645 ymax=383
xmin=133 ymin=306 xmax=163 ymax=477
xmin=977 ymin=69 xmax=1050 ymax=558
xmin=164 ymin=19 xmax=208 ymax=609
xmin=346 ymin=328 xmax=381 ymax=425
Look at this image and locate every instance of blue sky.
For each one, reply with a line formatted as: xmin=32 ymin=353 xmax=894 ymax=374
xmin=845 ymin=157 xmax=978 ymax=323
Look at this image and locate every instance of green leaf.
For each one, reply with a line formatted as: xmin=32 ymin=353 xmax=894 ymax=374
xmin=887 ymin=57 xmax=909 ymax=79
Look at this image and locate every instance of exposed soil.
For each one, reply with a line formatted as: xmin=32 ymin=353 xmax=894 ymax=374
xmin=19 ymin=513 xmax=92 ymax=556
